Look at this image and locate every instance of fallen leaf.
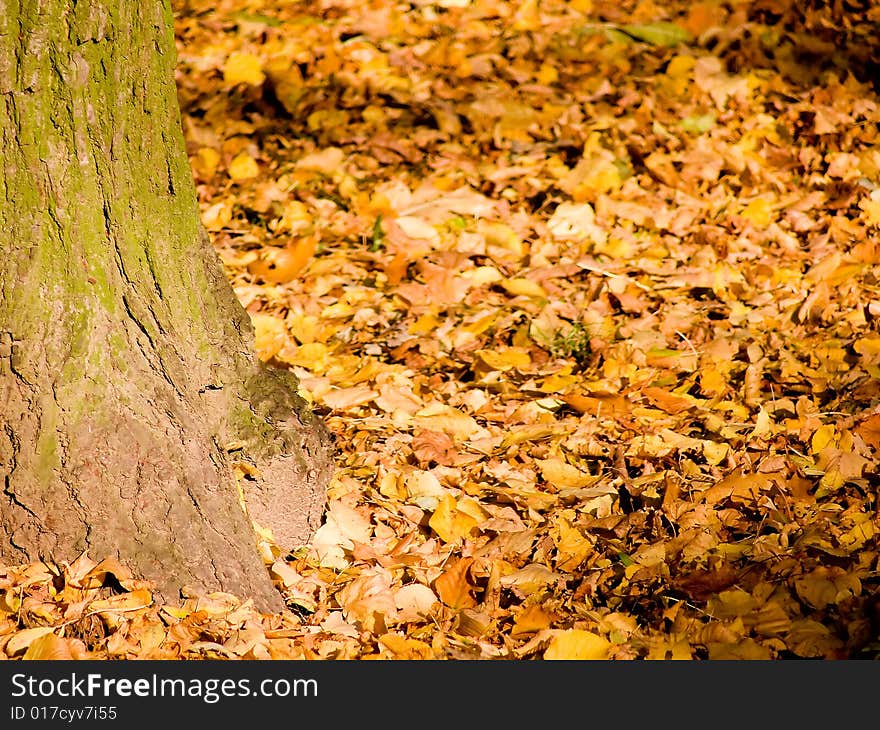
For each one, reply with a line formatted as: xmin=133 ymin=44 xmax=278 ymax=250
xmin=544 ymin=629 xmax=610 ymax=660
xmin=434 ymin=558 xmax=477 ymax=609
xmin=223 ymin=52 xmax=265 ymax=86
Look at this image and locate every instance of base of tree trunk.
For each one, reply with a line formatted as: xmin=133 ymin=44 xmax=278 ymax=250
xmin=0 ymin=0 xmax=336 ymax=612
xmin=0 ymin=358 xmax=334 ymax=613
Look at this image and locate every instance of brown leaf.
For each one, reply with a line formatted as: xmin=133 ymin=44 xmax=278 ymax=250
xmin=412 ymin=429 xmax=458 ymax=467
xmin=855 ymin=414 xmax=880 ymax=451
xmin=673 ymin=564 xmax=740 ymax=602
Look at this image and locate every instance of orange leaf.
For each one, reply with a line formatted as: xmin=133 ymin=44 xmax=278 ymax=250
xmin=642 ymin=386 xmax=694 ymax=414
xmin=23 ymin=633 xmax=77 ymax=660
xmin=249 ymin=237 xmax=317 ymax=284
xmin=512 ymin=604 xmax=554 ymax=636
xmin=434 ymin=557 xmax=477 ymax=609
xmin=855 ymin=414 xmax=880 ymax=451
xmin=561 ymin=392 xmax=629 ymax=417
xmin=683 ymin=2 xmax=725 ymax=36
xmin=704 ymin=471 xmax=773 ymax=505
xmin=384 ymin=251 xmax=410 ymax=286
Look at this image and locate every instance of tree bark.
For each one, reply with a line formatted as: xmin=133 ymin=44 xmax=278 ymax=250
xmin=0 ymin=1 xmax=334 ymax=611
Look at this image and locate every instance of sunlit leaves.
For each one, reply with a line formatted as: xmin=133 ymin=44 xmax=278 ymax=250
xmin=228 ymin=151 xmax=260 ymax=181
xmin=544 ymin=630 xmax=610 ymax=660
xmin=6 ymin=0 xmax=879 ymax=662
xmin=222 ymin=52 xmax=265 ymax=86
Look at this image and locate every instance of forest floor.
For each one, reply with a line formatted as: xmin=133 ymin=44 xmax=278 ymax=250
xmin=4 ymin=0 xmax=880 ymax=659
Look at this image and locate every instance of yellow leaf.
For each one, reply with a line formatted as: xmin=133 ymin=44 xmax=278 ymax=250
xmin=795 ymin=568 xmax=860 ymax=610
xmin=409 ymin=312 xmax=441 ymax=335
xmin=536 ymin=62 xmax=558 ymax=85
xmin=642 ymin=386 xmax=695 ymax=414
xmin=860 ymin=192 xmax=880 ymax=226
xmin=666 ymin=54 xmax=696 ymax=79
xmin=223 ymin=52 xmax=265 ymax=86
xmin=741 ymin=197 xmax=773 ymax=227
xmin=838 ymin=515 xmax=875 ymax=552
xmin=201 ymin=201 xmax=232 ymax=231
xmin=475 ymin=347 xmax=531 ymax=372
xmin=264 ymin=61 xmax=305 ymax=114
xmin=479 ymin=221 xmax=524 ymax=256
xmin=250 ymin=313 xmax=288 ymax=362
xmin=403 ymin=470 xmax=448 ymax=509
xmin=544 ymin=629 xmax=610 ymax=660
xmin=461 ymin=265 xmax=504 ymax=287
xmin=497 ymin=424 xmax=558 ymax=449
xmin=647 ymin=638 xmax=693 ymax=660
xmin=0 ymin=589 xmax=21 ymax=615
xmin=457 ymin=497 xmax=490 ymax=523
xmin=412 ymin=404 xmax=480 ymax=441
xmin=701 ymin=440 xmax=729 ymax=466
xmin=540 ymin=369 xmax=579 ymax=393
xmin=499 ymin=564 xmax=558 ymax=596
xmin=553 ymin=517 xmax=593 ymax=572
xmin=336 ymin=572 xmax=397 ymax=632
xmin=704 ymin=471 xmax=772 ymax=505
xmin=287 ymin=314 xmax=321 ymax=345
xmin=707 ymin=638 xmax=772 ymax=660
xmin=512 ymin=0 xmax=541 ymax=31
xmin=23 ymin=633 xmax=76 ymax=660
xmin=276 ymin=341 xmax=331 ymax=373
xmin=537 ymin=457 xmax=593 ymax=488
xmin=567 ymin=158 xmax=622 ymax=199
xmin=378 ymin=634 xmax=434 ymax=659
xmin=192 ymin=147 xmax=220 ymax=180
xmin=699 ymin=368 xmax=727 ymax=397
xmin=501 ymin=278 xmax=547 ymax=298
xmin=462 ymin=312 xmax=500 ymax=336
xmin=622 ymin=22 xmax=693 ymax=47
xmin=87 ymin=589 xmax=153 ymax=614
xmin=278 ymin=200 xmax=313 ymax=233
xmin=429 ymin=494 xmax=480 ymax=543
xmin=811 ymin=424 xmax=836 ymax=454
xmin=6 ymin=627 xmax=56 ymax=657
xmin=325 ymin=500 xmax=373 ymax=545
xmin=228 ymin=152 xmax=259 ymax=181
xmin=749 ymin=406 xmax=773 ymax=440
xmin=787 ymin=619 xmax=844 ymax=658
xmin=269 ymin=560 xmax=301 ymax=588
xmin=78 ymin=557 xmax=139 ymax=590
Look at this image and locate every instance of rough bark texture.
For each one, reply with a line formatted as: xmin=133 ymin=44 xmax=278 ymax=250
xmin=0 ymin=0 xmax=334 ymax=611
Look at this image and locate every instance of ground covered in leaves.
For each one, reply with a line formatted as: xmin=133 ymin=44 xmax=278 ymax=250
xmin=4 ymin=0 xmax=880 ymax=660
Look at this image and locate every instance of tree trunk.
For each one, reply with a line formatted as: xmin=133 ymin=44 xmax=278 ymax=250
xmin=0 ymin=1 xmax=334 ymax=611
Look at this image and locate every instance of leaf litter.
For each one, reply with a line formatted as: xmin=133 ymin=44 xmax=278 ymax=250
xmin=3 ymin=0 xmax=880 ymax=660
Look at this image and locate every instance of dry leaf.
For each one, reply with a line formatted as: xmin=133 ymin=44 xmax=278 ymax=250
xmin=544 ymin=630 xmax=610 ymax=660
xmin=434 ymin=558 xmax=477 ymax=609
